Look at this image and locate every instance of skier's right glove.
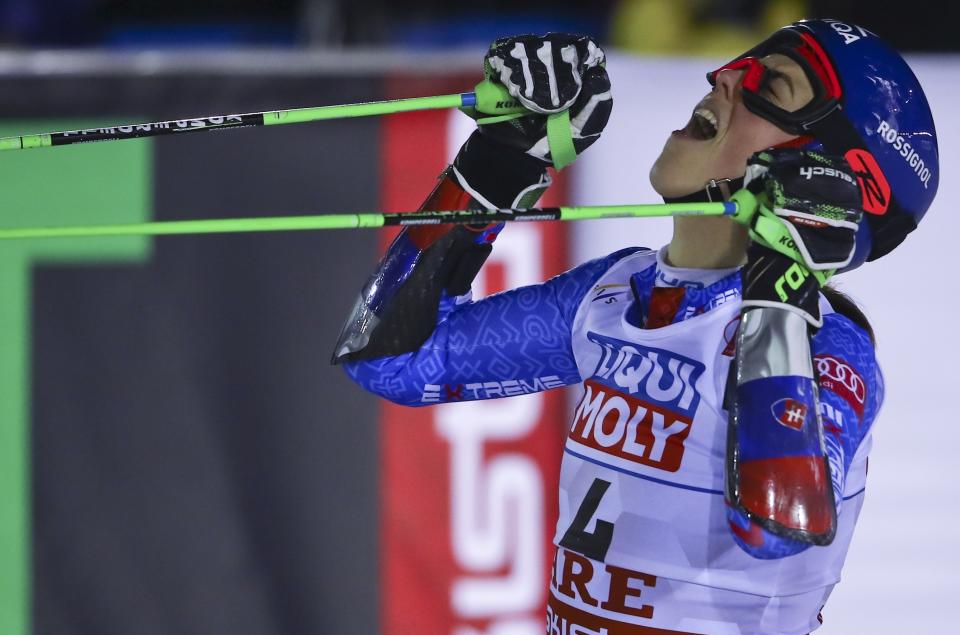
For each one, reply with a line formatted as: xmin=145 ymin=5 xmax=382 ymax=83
xmin=469 ymin=33 xmax=613 ymax=170
xmin=455 ymin=32 xmax=613 ymax=210
xmin=332 ymin=33 xmax=612 ymax=364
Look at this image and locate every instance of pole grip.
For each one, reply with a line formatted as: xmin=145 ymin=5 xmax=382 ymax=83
xmin=469 ymin=79 xmax=530 ymax=116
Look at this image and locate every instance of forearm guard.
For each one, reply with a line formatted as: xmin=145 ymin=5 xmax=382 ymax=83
xmin=331 ymin=132 xmax=550 ymax=364
xmin=725 ymin=306 xmax=838 ymax=554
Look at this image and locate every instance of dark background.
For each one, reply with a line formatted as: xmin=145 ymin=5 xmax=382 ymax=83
xmin=12 ymin=72 xmax=383 ymax=634
xmin=0 ymin=0 xmax=952 ymax=50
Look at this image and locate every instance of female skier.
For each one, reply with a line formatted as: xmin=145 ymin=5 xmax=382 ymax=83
xmin=333 ymin=20 xmax=937 ymax=634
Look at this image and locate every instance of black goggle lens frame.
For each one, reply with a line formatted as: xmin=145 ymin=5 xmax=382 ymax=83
xmin=706 ymin=30 xmax=843 ymax=137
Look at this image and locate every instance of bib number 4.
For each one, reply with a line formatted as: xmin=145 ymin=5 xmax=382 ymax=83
xmin=559 ymin=478 xmax=614 ymax=561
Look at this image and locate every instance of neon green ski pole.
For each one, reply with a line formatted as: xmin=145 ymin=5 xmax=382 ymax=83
xmin=0 ymin=198 xmax=752 ymax=241
xmin=0 ymin=80 xmax=525 ymax=151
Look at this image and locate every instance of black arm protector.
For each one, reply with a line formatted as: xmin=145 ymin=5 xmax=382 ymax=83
xmin=332 ymin=225 xmax=493 ymax=364
xmin=330 ymin=133 xmax=550 ymax=364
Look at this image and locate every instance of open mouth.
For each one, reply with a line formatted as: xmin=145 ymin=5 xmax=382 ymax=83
xmin=677 ymin=107 xmax=719 ymax=140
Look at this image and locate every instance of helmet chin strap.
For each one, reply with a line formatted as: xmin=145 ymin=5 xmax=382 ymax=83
xmin=662 ymin=176 xmax=744 ymax=205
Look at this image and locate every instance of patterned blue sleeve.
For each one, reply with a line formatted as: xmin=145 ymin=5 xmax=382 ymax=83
xmin=343 ymin=248 xmax=641 ymax=406
xmin=811 ymin=312 xmax=883 ymax=505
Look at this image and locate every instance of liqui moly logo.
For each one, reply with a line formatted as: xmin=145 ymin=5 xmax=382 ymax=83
xmin=568 ymin=334 xmax=705 ymax=472
xmin=586 ymin=333 xmax=704 ymax=416
xmin=814 ymin=354 xmax=866 ymax=419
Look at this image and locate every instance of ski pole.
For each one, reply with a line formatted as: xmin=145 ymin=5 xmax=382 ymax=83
xmin=0 ymin=80 xmax=527 ymax=152
xmin=0 ymin=200 xmax=744 ymax=241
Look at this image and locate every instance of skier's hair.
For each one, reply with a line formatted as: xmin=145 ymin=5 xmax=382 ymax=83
xmin=822 ymin=286 xmax=875 ymax=347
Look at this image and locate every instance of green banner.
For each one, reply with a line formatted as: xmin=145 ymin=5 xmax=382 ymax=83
xmin=0 ymin=122 xmax=152 ymax=634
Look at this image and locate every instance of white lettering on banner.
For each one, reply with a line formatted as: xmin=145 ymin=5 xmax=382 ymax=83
xmin=435 ymin=222 xmax=546 ymax=635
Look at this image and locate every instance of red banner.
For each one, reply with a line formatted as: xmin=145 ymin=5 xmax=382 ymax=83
xmin=381 ymin=78 xmax=569 ymax=635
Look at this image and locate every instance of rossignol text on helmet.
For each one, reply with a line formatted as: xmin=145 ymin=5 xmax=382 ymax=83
xmin=708 ymin=19 xmax=938 ymax=271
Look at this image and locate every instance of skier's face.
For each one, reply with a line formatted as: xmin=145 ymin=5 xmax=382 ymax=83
xmin=650 ymin=54 xmax=815 ymax=198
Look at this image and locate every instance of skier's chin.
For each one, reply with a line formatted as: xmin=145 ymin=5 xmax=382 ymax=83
xmin=649 ymin=137 xmax=718 ymax=199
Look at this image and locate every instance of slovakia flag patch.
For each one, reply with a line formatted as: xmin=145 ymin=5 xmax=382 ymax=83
xmin=771 ymin=398 xmax=808 ymax=431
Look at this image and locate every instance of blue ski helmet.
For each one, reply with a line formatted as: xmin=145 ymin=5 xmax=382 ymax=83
xmin=708 ymin=19 xmax=938 ymax=271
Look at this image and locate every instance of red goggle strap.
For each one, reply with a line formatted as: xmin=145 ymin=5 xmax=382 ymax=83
xmin=795 ymin=33 xmax=842 ymax=100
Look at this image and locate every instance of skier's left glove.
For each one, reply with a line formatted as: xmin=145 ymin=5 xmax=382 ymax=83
xmin=469 ymin=33 xmax=613 ymax=169
xmin=735 ymin=149 xmax=863 ymax=326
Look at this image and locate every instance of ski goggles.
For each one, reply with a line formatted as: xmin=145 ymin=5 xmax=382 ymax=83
xmin=706 ymin=28 xmax=842 ymax=137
